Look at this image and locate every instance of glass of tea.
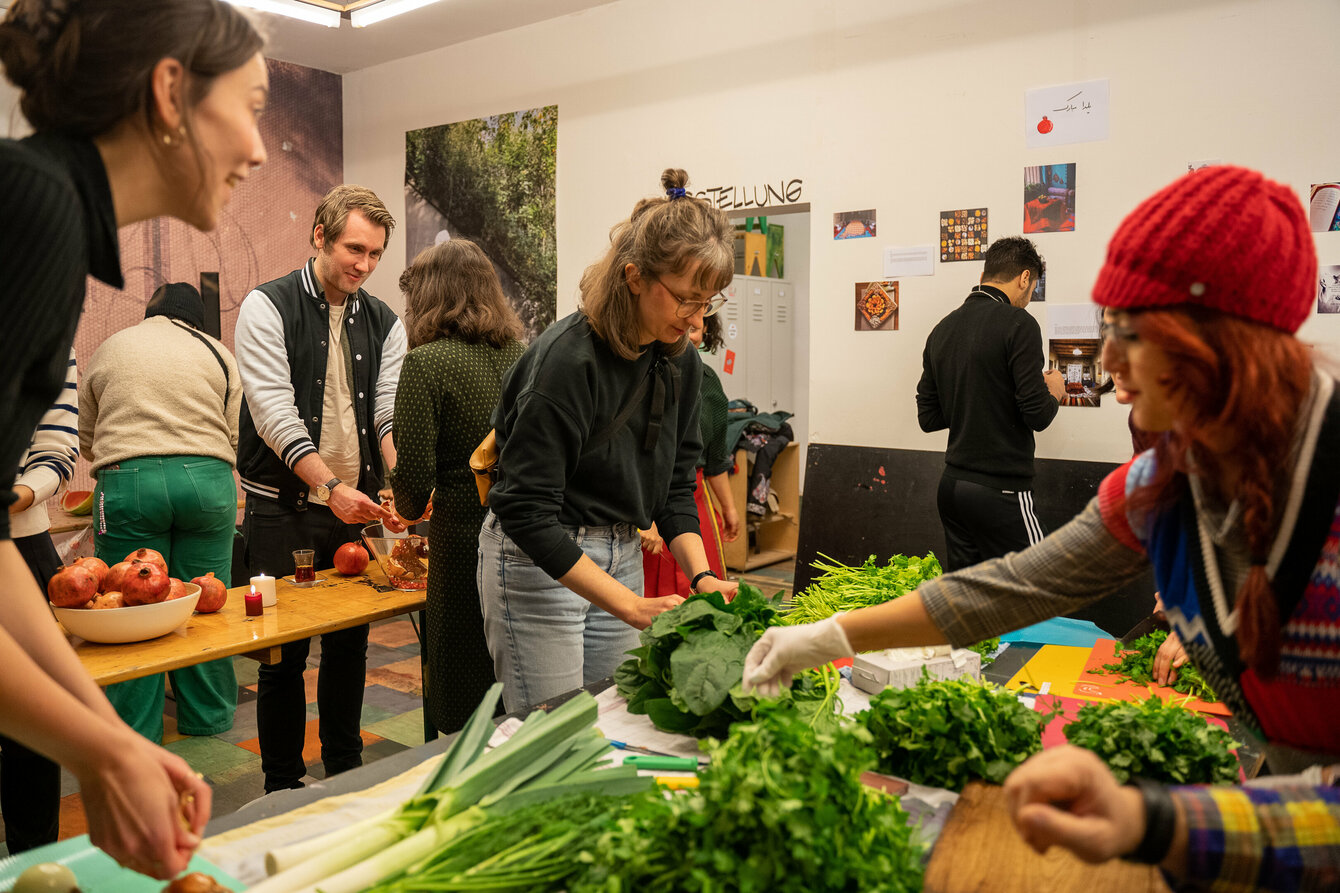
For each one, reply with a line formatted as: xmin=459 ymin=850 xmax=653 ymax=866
xmin=292 ymin=549 xmax=316 ymax=584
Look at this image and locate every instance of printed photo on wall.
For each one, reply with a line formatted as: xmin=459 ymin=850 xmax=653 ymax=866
xmin=1024 ymin=163 xmax=1076 ymax=233
xmin=1046 ymin=303 xmax=1103 ymax=407
xmin=1032 ymin=269 xmax=1046 ymax=302
xmin=939 ymin=208 xmax=988 ymax=262
xmin=1318 ymin=265 xmax=1340 ymax=314
xmin=1309 ymin=183 xmax=1340 ymax=232
xmin=855 ymin=280 xmax=899 ymax=331
xmin=405 ymin=106 xmax=558 ymax=340
xmin=834 ymin=209 xmax=877 ymax=240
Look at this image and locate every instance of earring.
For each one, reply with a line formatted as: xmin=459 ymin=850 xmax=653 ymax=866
xmin=162 ymin=131 xmax=174 ymax=146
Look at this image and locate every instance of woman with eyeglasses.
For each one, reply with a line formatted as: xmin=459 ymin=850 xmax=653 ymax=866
xmin=479 ymin=168 xmax=739 ymax=713
xmin=745 ymin=166 xmax=1340 ymax=889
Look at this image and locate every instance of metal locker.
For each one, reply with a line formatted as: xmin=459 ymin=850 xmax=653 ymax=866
xmin=745 ymin=278 xmax=771 ymax=408
xmin=716 ymin=280 xmax=747 ymax=400
xmin=769 ymin=281 xmax=793 ymax=412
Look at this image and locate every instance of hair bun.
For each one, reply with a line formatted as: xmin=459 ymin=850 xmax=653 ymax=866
xmin=660 ymin=168 xmax=689 ymax=193
xmin=4 ymin=0 xmax=78 ymax=50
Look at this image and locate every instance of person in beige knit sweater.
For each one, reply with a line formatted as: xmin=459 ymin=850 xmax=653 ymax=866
xmin=79 ymin=282 xmax=242 ymax=743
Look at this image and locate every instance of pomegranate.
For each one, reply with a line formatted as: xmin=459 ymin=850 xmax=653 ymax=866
xmin=102 ymin=560 xmax=134 ymax=593
xmin=191 ymin=572 xmax=228 ymax=613
xmin=73 ymin=556 xmax=109 ymax=589
xmin=48 ymin=565 xmax=98 ymax=608
xmin=121 ymin=562 xmax=170 ymax=606
xmin=333 ymin=542 xmax=369 ymax=576
xmin=166 ymin=577 xmax=189 ymax=601
xmin=88 ymin=591 xmax=125 ymax=609
xmin=124 ymin=547 xmax=168 ymax=574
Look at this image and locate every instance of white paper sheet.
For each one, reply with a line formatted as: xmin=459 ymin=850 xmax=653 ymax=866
xmin=1025 ymin=79 xmax=1110 ymax=148
xmin=883 ymin=244 xmax=935 ymax=278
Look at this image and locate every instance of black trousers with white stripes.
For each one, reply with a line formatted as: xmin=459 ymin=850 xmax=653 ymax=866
xmin=935 ymin=473 xmax=1046 ymax=573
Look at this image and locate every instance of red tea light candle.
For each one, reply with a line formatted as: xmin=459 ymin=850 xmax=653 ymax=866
xmin=245 ymin=586 xmax=264 ymax=617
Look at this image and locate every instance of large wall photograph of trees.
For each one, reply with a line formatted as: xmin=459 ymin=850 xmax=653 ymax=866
xmin=404 ymin=106 xmax=557 ymax=340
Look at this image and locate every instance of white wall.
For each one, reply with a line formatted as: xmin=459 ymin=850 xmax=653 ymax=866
xmin=345 ymin=0 xmax=1340 ymax=468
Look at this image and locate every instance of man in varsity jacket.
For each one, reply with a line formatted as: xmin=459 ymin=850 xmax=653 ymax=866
xmin=916 ymin=236 xmax=1065 ymax=573
xmin=234 ymin=184 xmax=406 ymax=793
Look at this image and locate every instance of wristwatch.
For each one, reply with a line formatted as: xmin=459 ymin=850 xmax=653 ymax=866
xmin=315 ymin=477 xmax=342 ymax=501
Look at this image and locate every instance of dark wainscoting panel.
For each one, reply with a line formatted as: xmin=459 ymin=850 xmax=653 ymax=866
xmin=795 ymin=443 xmax=1153 ymax=638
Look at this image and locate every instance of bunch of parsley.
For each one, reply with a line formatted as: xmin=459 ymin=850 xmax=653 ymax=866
xmin=858 ymin=673 xmax=1045 ymax=791
xmin=1063 ymin=696 xmax=1239 ymax=784
xmin=614 ymin=584 xmax=838 ymax=738
xmin=567 ymin=707 xmax=925 ymax=893
xmin=1099 ymin=630 xmax=1217 ymax=702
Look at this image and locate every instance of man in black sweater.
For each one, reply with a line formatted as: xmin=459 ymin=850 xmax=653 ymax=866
xmin=916 ymin=237 xmax=1065 ymax=572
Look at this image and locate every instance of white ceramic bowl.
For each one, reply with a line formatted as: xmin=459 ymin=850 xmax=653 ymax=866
xmin=53 ymin=584 xmax=201 ymax=644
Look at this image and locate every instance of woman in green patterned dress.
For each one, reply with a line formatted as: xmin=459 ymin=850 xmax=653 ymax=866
xmin=389 ymin=239 xmax=525 ymax=734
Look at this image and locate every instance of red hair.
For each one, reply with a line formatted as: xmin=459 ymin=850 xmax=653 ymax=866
xmin=1125 ymin=308 xmax=1312 ymax=677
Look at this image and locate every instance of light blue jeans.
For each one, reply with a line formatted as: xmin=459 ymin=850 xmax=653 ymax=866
xmin=478 ymin=511 xmax=643 ymax=714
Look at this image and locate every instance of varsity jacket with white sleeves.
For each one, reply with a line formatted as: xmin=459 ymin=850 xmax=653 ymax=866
xmin=235 ymin=258 xmax=406 ymax=509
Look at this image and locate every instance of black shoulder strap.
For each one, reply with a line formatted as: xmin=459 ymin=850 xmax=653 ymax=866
xmin=169 ymin=319 xmax=230 ymax=407
xmin=582 ymin=368 xmax=653 ymax=456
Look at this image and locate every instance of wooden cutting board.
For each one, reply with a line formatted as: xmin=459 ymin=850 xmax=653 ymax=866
xmin=924 ymin=782 xmax=1172 ymax=893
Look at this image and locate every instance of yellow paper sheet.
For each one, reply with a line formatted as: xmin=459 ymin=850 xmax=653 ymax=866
xmin=1005 ymin=644 xmax=1111 ymax=701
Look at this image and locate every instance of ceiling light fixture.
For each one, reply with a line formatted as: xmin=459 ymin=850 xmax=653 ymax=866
xmin=350 ymin=0 xmax=444 ymax=28
xmin=1072 ymin=347 xmax=1082 ymax=355
xmin=226 ymin=0 xmax=341 ymax=28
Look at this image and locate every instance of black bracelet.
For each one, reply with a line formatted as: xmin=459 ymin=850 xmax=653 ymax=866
xmin=1123 ymin=777 xmax=1177 ymax=865
xmin=690 ymin=570 xmax=719 ymax=593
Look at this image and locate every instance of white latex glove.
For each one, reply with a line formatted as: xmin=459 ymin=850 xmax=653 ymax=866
xmin=743 ymin=617 xmax=854 ymax=697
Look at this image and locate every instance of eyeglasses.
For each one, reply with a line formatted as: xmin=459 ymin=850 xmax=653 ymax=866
xmin=652 ymin=275 xmax=729 ymax=318
xmin=1099 ymin=321 xmax=1140 ymax=345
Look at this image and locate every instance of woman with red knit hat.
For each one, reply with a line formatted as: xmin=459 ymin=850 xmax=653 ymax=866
xmin=745 ymin=165 xmax=1340 ymax=888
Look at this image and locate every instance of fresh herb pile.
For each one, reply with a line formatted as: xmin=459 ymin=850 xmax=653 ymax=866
xmin=566 ymin=707 xmax=926 ymax=893
xmin=614 ymin=584 xmax=839 ymax=738
xmin=786 ymin=552 xmax=1000 ymax=664
xmin=857 ymin=672 xmax=1045 ymax=791
xmin=784 ymin=552 xmax=943 ymax=625
xmin=1063 ymin=696 xmax=1239 ymax=785
xmin=1099 ymin=630 xmax=1217 ymax=702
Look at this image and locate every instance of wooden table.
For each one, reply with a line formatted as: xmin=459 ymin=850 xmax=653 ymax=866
xmin=925 ymin=782 xmax=1171 ymax=893
xmin=69 ymin=566 xmax=426 ymax=686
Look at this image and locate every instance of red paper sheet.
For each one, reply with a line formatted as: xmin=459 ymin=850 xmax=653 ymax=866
xmin=1074 ymin=639 xmax=1230 ymax=716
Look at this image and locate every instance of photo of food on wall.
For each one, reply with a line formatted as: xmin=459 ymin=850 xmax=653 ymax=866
xmin=855 ymin=280 xmax=899 ymax=331
xmin=1024 ymin=163 xmax=1076 ymax=233
xmin=938 ymin=208 xmax=987 ymax=262
xmin=834 ymin=209 xmax=877 ymax=239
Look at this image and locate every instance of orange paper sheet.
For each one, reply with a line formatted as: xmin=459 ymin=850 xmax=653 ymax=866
xmin=1077 ymin=638 xmax=1230 ymax=716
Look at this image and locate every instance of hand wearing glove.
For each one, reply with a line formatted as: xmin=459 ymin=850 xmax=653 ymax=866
xmin=743 ymin=616 xmax=854 ymax=697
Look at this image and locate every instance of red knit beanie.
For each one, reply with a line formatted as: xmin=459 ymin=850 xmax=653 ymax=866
xmin=1093 ymin=166 xmax=1316 ymax=334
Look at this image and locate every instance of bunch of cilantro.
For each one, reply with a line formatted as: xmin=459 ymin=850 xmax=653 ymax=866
xmin=1063 ymin=696 xmax=1239 ymax=784
xmin=1100 ymin=630 xmax=1217 ymax=702
xmin=858 ymin=673 xmax=1045 ymax=791
xmin=614 ymin=583 xmax=839 ymax=738
xmin=567 ymin=707 xmax=925 ymax=893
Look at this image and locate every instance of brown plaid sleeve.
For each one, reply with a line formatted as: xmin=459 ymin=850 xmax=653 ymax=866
xmin=920 ymin=496 xmax=1150 ymax=647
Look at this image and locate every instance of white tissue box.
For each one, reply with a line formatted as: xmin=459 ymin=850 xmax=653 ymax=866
xmin=850 ymin=645 xmax=982 ymax=695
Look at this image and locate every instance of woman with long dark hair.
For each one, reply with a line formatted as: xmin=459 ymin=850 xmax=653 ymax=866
xmin=0 ymin=0 xmax=267 ymax=875
xmin=390 ymin=239 xmax=525 ymax=734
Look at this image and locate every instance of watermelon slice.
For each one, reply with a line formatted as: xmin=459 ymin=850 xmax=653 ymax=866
xmin=62 ymin=490 xmax=94 ymax=515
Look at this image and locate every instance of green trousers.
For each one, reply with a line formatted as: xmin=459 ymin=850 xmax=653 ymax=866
xmin=94 ymin=455 xmax=239 ymax=742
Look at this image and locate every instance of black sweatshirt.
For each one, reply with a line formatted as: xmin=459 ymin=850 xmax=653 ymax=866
xmin=915 ymin=286 xmax=1059 ymax=490
xmin=489 ymin=311 xmax=703 ymax=579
